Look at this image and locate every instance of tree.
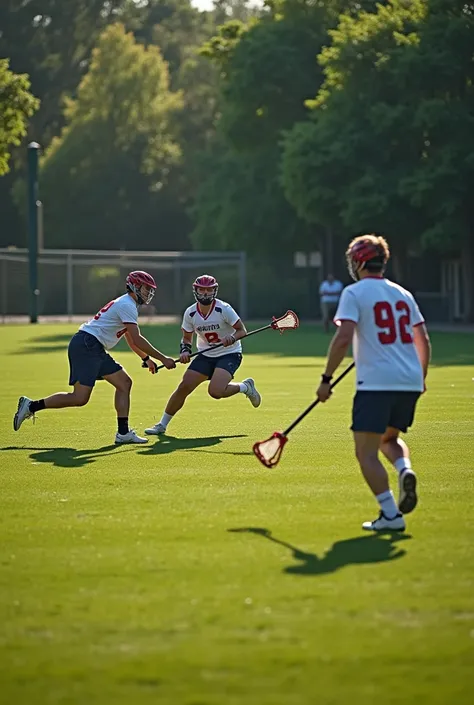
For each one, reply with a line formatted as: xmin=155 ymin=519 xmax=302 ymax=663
xmin=39 ymin=23 xmax=183 ymax=249
xmin=0 ymin=59 xmax=39 ymax=175
xmin=192 ymin=0 xmax=340 ymax=256
xmin=281 ymin=0 xmax=474 ymax=320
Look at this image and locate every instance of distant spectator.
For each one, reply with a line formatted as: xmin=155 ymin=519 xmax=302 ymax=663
xmin=319 ymin=273 xmax=344 ymax=332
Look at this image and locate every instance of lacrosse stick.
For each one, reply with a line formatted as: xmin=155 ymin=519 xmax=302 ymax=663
xmin=142 ymin=310 xmax=299 ymax=373
xmin=253 ymin=362 xmax=355 ymax=468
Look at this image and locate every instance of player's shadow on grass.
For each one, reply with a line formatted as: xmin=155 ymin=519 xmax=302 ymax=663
xmin=138 ymin=434 xmax=247 ymax=455
xmin=228 ymin=527 xmax=411 ymax=575
xmin=0 ymin=445 xmax=135 ymax=468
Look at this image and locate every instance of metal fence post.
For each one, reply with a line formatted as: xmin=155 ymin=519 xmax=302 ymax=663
xmin=239 ymin=251 xmax=247 ymax=320
xmin=27 ymin=142 xmax=41 ymax=323
xmin=1 ymin=258 xmax=6 ymax=322
xmin=67 ymin=252 xmax=73 ymax=320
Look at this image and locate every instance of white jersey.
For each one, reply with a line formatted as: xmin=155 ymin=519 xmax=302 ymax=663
xmin=80 ymin=293 xmax=138 ymax=350
xmin=182 ymin=299 xmax=242 ymax=358
xmin=334 ymin=277 xmax=425 ymax=392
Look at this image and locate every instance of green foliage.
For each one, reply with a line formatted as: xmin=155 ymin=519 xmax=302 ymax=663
xmin=39 ymin=23 xmax=183 ymax=249
xmin=281 ymin=0 xmax=474 ymax=313
xmin=0 ymin=59 xmax=39 ymax=175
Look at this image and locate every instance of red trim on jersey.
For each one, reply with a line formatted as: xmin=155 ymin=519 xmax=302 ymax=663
xmin=413 ymin=320 xmax=425 ymax=327
xmin=197 ymin=300 xmax=216 ymax=320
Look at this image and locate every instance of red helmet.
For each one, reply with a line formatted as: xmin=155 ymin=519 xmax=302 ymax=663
xmin=346 ymin=237 xmax=387 ymax=281
xmin=193 ymin=274 xmax=218 ymax=305
xmin=126 ymin=270 xmax=156 ymax=305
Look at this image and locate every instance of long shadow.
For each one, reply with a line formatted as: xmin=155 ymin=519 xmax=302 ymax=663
xmin=138 ymin=434 xmax=247 ymax=456
xmin=0 ymin=445 xmax=135 ymax=469
xmin=228 ymin=527 xmax=411 ymax=576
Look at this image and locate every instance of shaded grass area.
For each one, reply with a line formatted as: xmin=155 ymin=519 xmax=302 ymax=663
xmin=11 ymin=321 xmax=474 ymax=366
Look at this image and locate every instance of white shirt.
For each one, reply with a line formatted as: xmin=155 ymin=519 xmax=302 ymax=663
xmin=182 ymin=299 xmax=242 ymax=358
xmin=80 ymin=294 xmax=138 ymax=350
xmin=319 ymin=279 xmax=344 ymax=303
xmin=334 ymin=277 xmax=425 ymax=392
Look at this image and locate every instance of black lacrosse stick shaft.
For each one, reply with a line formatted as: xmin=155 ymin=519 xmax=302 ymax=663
xmin=283 ymin=362 xmax=355 ymax=436
xmin=147 ymin=320 xmax=278 ymax=371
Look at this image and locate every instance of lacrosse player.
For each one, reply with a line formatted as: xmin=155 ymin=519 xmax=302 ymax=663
xmin=316 ymin=235 xmax=431 ymax=532
xmin=13 ymin=271 xmax=176 ymax=444
xmin=145 ymin=274 xmax=261 ymax=435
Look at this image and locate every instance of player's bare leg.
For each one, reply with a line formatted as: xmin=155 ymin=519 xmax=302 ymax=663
xmin=380 ymin=427 xmax=417 ymax=514
xmin=208 ymin=368 xmax=261 ymax=407
xmin=208 ymin=368 xmax=241 ymax=399
xmin=13 ymin=383 xmax=93 ymax=431
xmin=104 ymin=369 xmax=146 ymax=444
xmin=145 ymin=369 xmax=207 ymax=435
xmin=354 ymin=431 xmax=405 ymax=531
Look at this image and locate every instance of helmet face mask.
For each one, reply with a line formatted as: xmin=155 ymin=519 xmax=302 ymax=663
xmin=126 ymin=271 xmax=157 ymax=305
xmin=193 ymin=275 xmax=218 ymax=305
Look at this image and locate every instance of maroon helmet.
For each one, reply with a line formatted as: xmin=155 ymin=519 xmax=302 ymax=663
xmin=193 ymin=274 xmax=219 ymax=305
xmin=126 ymin=270 xmax=156 ymax=305
xmin=346 ymin=237 xmax=388 ymax=281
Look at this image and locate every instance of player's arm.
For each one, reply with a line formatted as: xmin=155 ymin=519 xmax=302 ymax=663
xmin=124 ymin=323 xmax=176 ymax=370
xmin=413 ymin=322 xmax=431 ymax=381
xmin=323 ymin=320 xmax=355 ymax=377
xmin=179 ymin=328 xmax=194 ymax=364
xmin=221 ymin=318 xmax=247 ymax=347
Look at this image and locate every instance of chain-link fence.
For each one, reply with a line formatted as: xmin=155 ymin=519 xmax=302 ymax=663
xmin=0 ymin=247 xmax=456 ymax=323
xmin=0 ymin=249 xmax=247 ymax=320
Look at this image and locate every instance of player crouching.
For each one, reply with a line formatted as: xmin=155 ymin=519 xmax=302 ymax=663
xmin=13 ymin=271 xmax=176 ymax=444
xmin=145 ymin=274 xmax=261 ymax=436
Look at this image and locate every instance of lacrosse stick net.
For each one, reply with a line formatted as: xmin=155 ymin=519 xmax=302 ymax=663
xmin=270 ymin=310 xmax=299 ymax=334
xmin=252 ymin=432 xmax=288 ymax=469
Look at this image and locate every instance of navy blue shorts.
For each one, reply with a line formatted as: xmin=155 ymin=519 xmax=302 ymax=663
xmin=68 ymin=331 xmax=122 ymax=387
xmin=189 ymin=352 xmax=242 ymax=379
xmin=352 ymin=391 xmax=421 ymax=434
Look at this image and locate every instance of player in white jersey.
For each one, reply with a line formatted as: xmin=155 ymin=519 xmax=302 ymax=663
xmin=316 ymin=235 xmax=431 ymax=532
xmin=144 ymin=274 xmax=261 ymax=436
xmin=13 ymin=271 xmax=176 ymax=444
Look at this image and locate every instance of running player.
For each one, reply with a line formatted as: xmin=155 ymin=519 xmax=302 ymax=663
xmin=13 ymin=271 xmax=176 ymax=444
xmin=145 ymin=274 xmax=261 ymax=435
xmin=316 ymin=235 xmax=431 ymax=531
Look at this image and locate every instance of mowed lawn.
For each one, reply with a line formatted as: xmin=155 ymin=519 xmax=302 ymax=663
xmin=0 ymin=323 xmax=473 ymax=705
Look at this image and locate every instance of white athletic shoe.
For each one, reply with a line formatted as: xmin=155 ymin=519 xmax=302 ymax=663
xmin=243 ymin=378 xmax=261 ymax=408
xmin=13 ymin=396 xmax=34 ymax=431
xmin=362 ymin=512 xmax=406 ymax=532
xmin=115 ymin=430 xmax=148 ymax=444
xmin=398 ymin=469 xmax=418 ymax=515
xmin=144 ymin=422 xmax=167 ymax=435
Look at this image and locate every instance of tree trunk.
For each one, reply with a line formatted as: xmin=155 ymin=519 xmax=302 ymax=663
xmin=461 ymin=236 xmax=474 ymax=322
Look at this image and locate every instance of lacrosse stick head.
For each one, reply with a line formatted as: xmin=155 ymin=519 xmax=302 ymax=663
xmin=253 ymin=432 xmax=288 ymax=468
xmin=271 ymin=310 xmax=299 ymax=334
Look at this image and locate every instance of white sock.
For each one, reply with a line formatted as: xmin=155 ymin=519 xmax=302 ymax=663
xmin=394 ymin=457 xmax=412 ymax=475
xmin=376 ymin=490 xmax=399 ymax=519
xmin=160 ymin=412 xmax=173 ymax=428
xmin=238 ymin=382 xmax=248 ymax=393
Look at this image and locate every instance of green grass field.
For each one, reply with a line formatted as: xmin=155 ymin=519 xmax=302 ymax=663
xmin=1 ymin=323 xmax=473 ymax=705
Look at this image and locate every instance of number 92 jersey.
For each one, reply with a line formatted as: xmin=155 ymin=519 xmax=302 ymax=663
xmin=334 ymin=278 xmax=425 ymax=392
xmin=181 ymin=299 xmax=242 ymax=358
